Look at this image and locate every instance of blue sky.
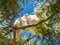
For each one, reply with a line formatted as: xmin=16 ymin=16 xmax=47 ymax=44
xmin=19 ymin=0 xmax=34 ymax=17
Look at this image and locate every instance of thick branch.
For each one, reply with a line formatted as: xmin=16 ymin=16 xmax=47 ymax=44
xmin=48 ymin=18 xmax=60 ymax=25
xmin=0 ymin=37 xmax=16 ymax=45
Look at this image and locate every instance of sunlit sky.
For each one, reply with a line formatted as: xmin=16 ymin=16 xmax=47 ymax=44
xmin=19 ymin=0 xmax=34 ymax=17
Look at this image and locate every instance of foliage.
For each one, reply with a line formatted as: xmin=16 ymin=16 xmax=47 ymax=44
xmin=0 ymin=0 xmax=60 ymax=45
xmin=0 ymin=26 xmax=6 ymax=37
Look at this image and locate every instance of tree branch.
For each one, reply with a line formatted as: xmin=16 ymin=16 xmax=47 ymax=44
xmin=0 ymin=37 xmax=16 ymax=45
xmin=48 ymin=18 xmax=60 ymax=25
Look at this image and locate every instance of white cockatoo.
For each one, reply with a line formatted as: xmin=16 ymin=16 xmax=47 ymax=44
xmin=14 ymin=14 xmax=40 ymax=27
xmin=14 ymin=14 xmax=40 ymax=41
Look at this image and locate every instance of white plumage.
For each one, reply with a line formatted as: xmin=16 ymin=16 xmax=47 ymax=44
xmin=29 ymin=15 xmax=40 ymax=21
xmin=14 ymin=14 xmax=40 ymax=27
